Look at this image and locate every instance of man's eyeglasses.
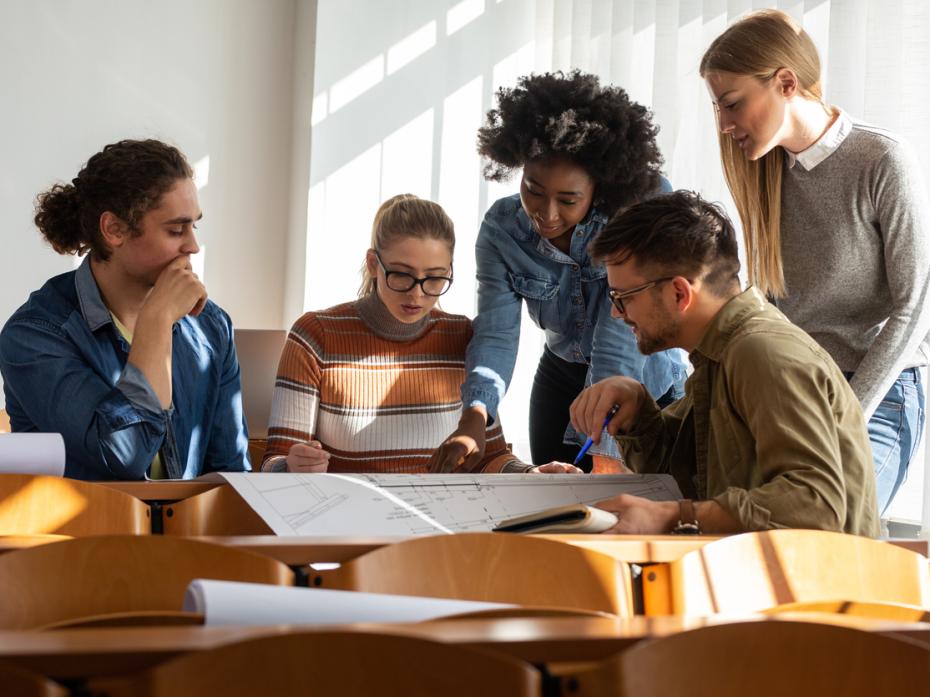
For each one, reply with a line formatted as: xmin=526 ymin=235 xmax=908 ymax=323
xmin=607 ymin=277 xmax=676 ymax=314
xmin=375 ymin=252 xmax=453 ymax=297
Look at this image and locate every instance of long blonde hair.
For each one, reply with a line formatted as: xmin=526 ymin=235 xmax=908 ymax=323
xmin=700 ymin=10 xmax=825 ymax=298
xmin=358 ymin=194 xmax=456 ymax=297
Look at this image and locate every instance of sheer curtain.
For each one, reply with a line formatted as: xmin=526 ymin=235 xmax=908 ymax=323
xmin=305 ymin=0 xmax=930 ymax=527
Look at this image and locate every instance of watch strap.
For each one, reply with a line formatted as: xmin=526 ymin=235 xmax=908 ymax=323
xmin=673 ymin=498 xmax=701 ymax=535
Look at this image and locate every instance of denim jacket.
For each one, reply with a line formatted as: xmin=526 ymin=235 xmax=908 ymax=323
xmin=462 ymin=189 xmax=688 ymax=450
xmin=0 ymin=258 xmax=250 ymax=480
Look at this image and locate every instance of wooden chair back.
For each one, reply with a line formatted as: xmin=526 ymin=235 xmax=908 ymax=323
xmin=162 ymin=485 xmax=273 ymax=535
xmin=0 ymin=661 xmax=66 ymax=697
xmin=90 ymin=631 xmax=541 ymax=697
xmin=0 ymin=535 xmax=293 ymax=629
xmin=568 ymin=619 xmax=930 ymax=696
xmin=0 ymin=474 xmax=150 ymax=535
xmin=666 ymin=529 xmax=930 ymax=615
xmin=316 ymin=532 xmax=633 ymax=615
xmin=763 ymin=599 xmax=930 ymax=622
xmin=0 ymin=409 xmax=10 ymax=433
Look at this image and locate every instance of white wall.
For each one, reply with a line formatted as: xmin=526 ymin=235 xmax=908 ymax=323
xmin=0 ymin=0 xmax=311 ymax=405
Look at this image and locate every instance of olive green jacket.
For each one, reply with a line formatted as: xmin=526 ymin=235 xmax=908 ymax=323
xmin=616 ymin=287 xmax=880 ymax=536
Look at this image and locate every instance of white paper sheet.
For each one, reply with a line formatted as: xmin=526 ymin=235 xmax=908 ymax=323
xmin=0 ymin=433 xmax=65 ymax=477
xmin=215 ymin=472 xmax=683 ymax=536
xmin=184 ymin=579 xmax=513 ymax=626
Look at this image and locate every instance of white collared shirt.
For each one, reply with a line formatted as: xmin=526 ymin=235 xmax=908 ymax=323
xmin=784 ymin=108 xmax=853 ymax=171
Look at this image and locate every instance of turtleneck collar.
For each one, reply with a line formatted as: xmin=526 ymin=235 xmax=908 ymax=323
xmin=354 ymin=292 xmax=432 ymax=341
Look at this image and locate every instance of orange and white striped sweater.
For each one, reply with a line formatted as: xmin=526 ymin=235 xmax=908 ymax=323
xmin=262 ymin=294 xmax=525 ymax=473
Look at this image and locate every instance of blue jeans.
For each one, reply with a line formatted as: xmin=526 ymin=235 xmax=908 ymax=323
xmin=861 ymin=368 xmax=926 ymax=516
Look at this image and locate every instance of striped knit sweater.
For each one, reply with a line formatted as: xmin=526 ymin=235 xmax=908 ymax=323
xmin=262 ymin=293 xmax=525 ymax=473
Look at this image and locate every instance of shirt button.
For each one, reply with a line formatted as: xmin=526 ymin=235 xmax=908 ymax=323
xmin=575 ymin=230 xmax=583 ymax=237
xmin=576 ymin=321 xmax=584 ymax=329
xmin=572 ymin=264 xmax=580 ymax=272
xmin=573 ymin=297 xmax=583 ymax=305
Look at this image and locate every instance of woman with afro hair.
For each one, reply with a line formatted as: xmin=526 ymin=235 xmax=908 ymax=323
xmin=432 ymin=71 xmax=687 ymax=472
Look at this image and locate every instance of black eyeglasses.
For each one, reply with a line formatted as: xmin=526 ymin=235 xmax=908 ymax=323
xmin=375 ymin=252 xmax=453 ymax=297
xmin=607 ymin=277 xmax=676 ymax=314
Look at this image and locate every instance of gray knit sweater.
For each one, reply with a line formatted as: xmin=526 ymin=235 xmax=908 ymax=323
xmin=778 ymin=110 xmax=930 ymax=418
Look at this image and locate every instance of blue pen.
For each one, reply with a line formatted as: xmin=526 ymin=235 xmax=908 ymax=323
xmin=573 ymin=404 xmax=621 ymax=465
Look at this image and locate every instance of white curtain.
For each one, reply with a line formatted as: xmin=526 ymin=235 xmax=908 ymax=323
xmin=306 ymin=0 xmax=930 ymax=527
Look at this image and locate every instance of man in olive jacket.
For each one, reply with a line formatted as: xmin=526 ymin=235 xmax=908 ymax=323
xmin=571 ymin=191 xmax=879 ymax=536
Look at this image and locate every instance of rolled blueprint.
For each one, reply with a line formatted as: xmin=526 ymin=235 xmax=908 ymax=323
xmin=184 ymin=579 xmax=514 ymax=626
xmin=0 ymin=433 xmax=65 ymax=476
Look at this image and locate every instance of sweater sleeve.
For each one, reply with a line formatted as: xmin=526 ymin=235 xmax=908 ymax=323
xmin=262 ymin=314 xmax=324 ymax=468
xmin=851 ymin=142 xmax=930 ymax=418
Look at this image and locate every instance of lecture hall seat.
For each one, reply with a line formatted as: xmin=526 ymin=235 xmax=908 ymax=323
xmin=0 ymin=474 xmax=150 ymax=536
xmin=314 ymin=532 xmax=634 ymax=616
xmin=0 ymin=535 xmax=293 ymax=630
xmin=88 ymin=631 xmax=541 ymax=697
xmin=563 ymin=619 xmax=930 ymax=697
xmin=644 ymin=529 xmax=930 ymax=616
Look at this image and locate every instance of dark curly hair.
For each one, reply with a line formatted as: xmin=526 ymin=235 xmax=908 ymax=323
xmin=477 ymin=70 xmax=664 ymax=217
xmin=34 ymin=139 xmax=193 ymax=261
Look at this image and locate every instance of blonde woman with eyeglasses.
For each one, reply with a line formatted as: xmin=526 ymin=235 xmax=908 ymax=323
xmin=261 ymin=194 xmax=578 ymax=475
xmin=701 ymin=9 xmax=929 ymax=514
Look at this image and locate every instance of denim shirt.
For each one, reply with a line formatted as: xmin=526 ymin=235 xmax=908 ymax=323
xmin=0 ymin=258 xmax=251 ymax=480
xmin=462 ymin=188 xmax=688 ymax=450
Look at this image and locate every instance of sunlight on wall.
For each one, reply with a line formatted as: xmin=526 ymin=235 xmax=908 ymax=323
xmin=306 ymin=144 xmax=382 ymax=312
xmin=447 ymin=0 xmax=485 ymax=36
xmin=329 ymin=54 xmax=385 ymax=114
xmin=311 ymin=91 xmax=328 ymax=126
xmin=382 ymin=108 xmax=434 ymax=197
xmin=491 ymin=41 xmax=535 ymax=96
xmin=387 ymin=21 xmax=437 ymax=75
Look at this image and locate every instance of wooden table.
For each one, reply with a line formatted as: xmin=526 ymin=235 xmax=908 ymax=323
xmin=1 ymin=613 xmax=928 ymax=681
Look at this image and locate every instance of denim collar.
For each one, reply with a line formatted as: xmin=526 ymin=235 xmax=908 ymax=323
xmin=785 ymin=109 xmax=852 ymax=171
xmin=516 ymin=203 xmax=608 ymax=262
xmin=74 ymin=256 xmax=114 ymax=332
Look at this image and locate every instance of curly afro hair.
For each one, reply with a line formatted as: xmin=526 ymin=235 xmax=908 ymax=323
xmin=478 ymin=70 xmax=664 ymax=217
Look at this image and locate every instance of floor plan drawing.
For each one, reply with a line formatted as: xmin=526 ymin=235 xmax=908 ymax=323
xmin=216 ymin=472 xmax=683 ymax=536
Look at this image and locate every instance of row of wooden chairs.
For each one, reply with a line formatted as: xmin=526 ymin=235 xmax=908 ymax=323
xmin=0 ymin=530 xmax=928 ymax=629
xmin=5 ymin=619 xmax=929 ymax=697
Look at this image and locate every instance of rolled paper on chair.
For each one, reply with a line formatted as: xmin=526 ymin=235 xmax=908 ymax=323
xmin=184 ymin=579 xmax=515 ymax=626
xmin=0 ymin=433 xmax=66 ymax=477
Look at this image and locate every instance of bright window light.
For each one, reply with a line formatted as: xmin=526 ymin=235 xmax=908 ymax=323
xmin=311 ymin=91 xmax=328 ymax=126
xmin=387 ymin=21 xmax=437 ymax=75
xmin=381 ymin=109 xmax=434 ymax=198
xmin=447 ymin=0 xmax=485 ymax=36
xmin=329 ymin=54 xmax=385 ymax=113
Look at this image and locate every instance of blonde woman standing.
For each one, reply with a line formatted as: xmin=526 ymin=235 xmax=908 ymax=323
xmin=701 ymin=10 xmax=929 ymax=514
